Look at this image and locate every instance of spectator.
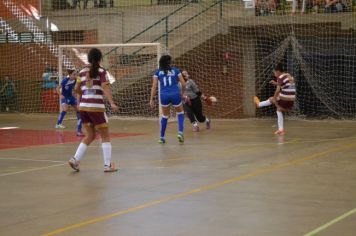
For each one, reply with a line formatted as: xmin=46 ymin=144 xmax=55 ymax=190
xmin=0 ymin=76 xmax=16 ymax=112
xmin=325 ymin=0 xmax=344 ymax=12
xmin=42 ymin=66 xmax=58 ymax=89
xmin=255 ymin=0 xmax=276 ymax=15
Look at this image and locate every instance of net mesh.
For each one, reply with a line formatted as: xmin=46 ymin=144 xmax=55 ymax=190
xmin=0 ymin=0 xmax=355 ymax=119
xmin=59 ymin=44 xmax=160 ymax=117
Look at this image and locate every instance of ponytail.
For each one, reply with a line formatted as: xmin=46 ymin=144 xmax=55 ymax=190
xmin=87 ymin=48 xmax=102 ymax=79
xmin=89 ymin=61 xmax=100 ymax=79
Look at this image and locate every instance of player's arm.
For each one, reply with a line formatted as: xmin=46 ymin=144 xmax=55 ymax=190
xmin=102 ymin=82 xmax=118 ymax=112
xmin=178 ymin=74 xmax=186 ymax=97
xmin=269 ymin=80 xmax=277 ymax=86
xmin=150 ymin=76 xmax=158 ymax=108
xmin=56 ymin=84 xmax=61 ymax=96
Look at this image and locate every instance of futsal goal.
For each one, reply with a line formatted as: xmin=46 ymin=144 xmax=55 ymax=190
xmin=58 ymin=43 xmax=161 ymax=118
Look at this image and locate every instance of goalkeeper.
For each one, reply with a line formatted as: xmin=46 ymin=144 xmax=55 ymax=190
xmin=182 ymin=70 xmax=210 ymax=132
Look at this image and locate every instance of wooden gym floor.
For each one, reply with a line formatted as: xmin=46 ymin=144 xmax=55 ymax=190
xmin=0 ymin=114 xmax=356 ymax=236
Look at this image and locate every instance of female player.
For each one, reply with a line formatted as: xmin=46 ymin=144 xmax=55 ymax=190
xmin=149 ymin=55 xmax=186 ymax=144
xmin=254 ymin=64 xmax=296 ymax=135
xmin=182 ymin=70 xmax=210 ymax=132
xmin=68 ymin=48 xmax=119 ymax=172
xmin=55 ymin=68 xmax=83 ymax=136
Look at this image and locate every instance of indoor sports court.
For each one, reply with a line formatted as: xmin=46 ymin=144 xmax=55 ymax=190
xmin=1 ymin=114 xmax=356 ymax=235
xmin=1 ymin=0 xmax=356 ymax=235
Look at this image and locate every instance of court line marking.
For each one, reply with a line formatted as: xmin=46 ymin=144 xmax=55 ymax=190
xmin=303 ymin=207 xmax=356 ymax=236
xmin=0 ymin=158 xmax=65 ymax=163
xmin=0 ymin=163 xmax=67 ymax=177
xmin=42 ymin=142 xmax=356 ymax=236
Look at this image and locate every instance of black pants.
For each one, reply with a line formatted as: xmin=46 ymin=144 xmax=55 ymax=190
xmin=184 ymin=97 xmax=206 ymax=124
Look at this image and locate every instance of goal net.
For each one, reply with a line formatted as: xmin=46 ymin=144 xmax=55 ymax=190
xmin=58 ymin=43 xmax=161 ymax=118
xmin=0 ymin=0 xmax=355 ymax=119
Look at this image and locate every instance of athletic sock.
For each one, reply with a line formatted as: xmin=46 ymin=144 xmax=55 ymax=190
xmin=276 ymin=111 xmax=284 ymax=131
xmin=76 ymin=112 xmax=82 ymax=132
xmin=102 ymin=142 xmax=112 ymax=166
xmin=177 ymin=111 xmax=184 ymax=134
xmin=259 ymin=100 xmax=272 ymax=108
xmin=160 ymin=115 xmax=168 ymax=138
xmin=74 ymin=142 xmax=87 ymax=161
xmin=57 ymin=111 xmax=67 ymax=125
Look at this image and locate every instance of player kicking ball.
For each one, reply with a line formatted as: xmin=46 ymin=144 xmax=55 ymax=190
xmin=254 ymin=64 xmax=296 ymax=135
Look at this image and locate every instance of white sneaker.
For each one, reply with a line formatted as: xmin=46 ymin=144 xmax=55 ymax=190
xmin=104 ymin=163 xmax=118 ymax=172
xmin=68 ymin=157 xmax=80 ymax=172
xmin=55 ymin=124 xmax=65 ymax=129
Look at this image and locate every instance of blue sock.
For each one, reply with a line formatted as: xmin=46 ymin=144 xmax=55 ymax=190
xmin=177 ymin=112 xmax=184 ymax=135
xmin=76 ymin=112 xmax=82 ymax=132
xmin=57 ymin=111 xmax=67 ymax=125
xmin=160 ymin=116 xmax=168 ymax=139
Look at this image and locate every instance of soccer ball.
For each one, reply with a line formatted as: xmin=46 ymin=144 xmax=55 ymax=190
xmin=209 ymin=96 xmax=217 ymax=103
xmin=205 ymin=96 xmax=218 ymax=106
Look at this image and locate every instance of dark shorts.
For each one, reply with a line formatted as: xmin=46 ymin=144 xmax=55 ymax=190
xmin=80 ymin=111 xmax=108 ymax=129
xmin=277 ymin=100 xmax=294 ymax=110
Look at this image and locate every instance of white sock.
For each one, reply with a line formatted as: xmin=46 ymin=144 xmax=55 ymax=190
xmin=74 ymin=143 xmax=87 ymax=161
xmin=259 ymin=100 xmax=272 ymax=107
xmin=102 ymin=142 xmax=112 ymax=166
xmin=276 ymin=111 xmax=284 ymax=131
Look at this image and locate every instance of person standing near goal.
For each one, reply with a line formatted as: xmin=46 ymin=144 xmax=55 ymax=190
xmin=55 ymin=68 xmax=83 ymax=136
xmin=254 ymin=64 xmax=296 ymax=135
xmin=68 ymin=48 xmax=118 ymax=172
xmin=150 ymin=55 xmax=186 ymax=144
xmin=182 ymin=70 xmax=211 ymax=132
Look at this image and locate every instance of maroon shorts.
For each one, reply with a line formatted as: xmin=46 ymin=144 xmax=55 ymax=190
xmin=80 ymin=111 xmax=108 ymax=129
xmin=277 ymin=100 xmax=294 ymax=110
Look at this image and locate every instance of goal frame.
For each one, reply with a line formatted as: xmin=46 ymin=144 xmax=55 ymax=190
xmin=57 ymin=42 xmax=162 ymax=115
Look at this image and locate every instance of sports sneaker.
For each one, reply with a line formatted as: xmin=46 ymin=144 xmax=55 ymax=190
xmin=177 ymin=133 xmax=184 ymax=143
xmin=254 ymin=96 xmax=260 ymax=108
xmin=55 ymin=124 xmax=65 ymax=129
xmin=205 ymin=118 xmax=211 ymax=129
xmin=158 ymin=137 xmax=166 ymax=144
xmin=274 ymin=130 xmax=285 ymax=135
xmin=76 ymin=131 xmax=84 ymax=137
xmin=104 ymin=163 xmax=118 ymax=172
xmin=68 ymin=157 xmax=80 ymax=172
xmin=192 ymin=124 xmax=199 ymax=132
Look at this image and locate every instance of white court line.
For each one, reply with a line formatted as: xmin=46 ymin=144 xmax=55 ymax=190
xmin=0 ymin=163 xmax=67 ymax=177
xmin=0 ymin=158 xmax=65 ymax=163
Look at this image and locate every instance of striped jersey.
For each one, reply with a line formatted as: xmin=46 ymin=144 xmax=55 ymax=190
xmin=277 ymin=73 xmax=296 ymax=101
xmin=78 ymin=66 xmax=108 ymax=112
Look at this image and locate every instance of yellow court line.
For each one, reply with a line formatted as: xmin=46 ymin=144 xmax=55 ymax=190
xmin=304 ymin=207 xmax=356 ymax=236
xmin=42 ymin=142 xmax=356 ymax=236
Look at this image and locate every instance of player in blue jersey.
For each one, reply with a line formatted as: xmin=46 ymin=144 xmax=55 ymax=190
xmin=150 ymin=55 xmax=186 ymax=144
xmin=55 ymin=68 xmax=83 ymax=136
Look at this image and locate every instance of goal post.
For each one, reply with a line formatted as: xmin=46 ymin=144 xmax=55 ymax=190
xmin=58 ymin=42 xmax=162 ymax=118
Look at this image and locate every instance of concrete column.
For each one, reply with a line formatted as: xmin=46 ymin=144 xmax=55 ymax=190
xmin=242 ymin=37 xmax=256 ymax=117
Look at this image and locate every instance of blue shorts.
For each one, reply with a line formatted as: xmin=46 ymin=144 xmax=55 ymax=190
xmin=61 ymin=96 xmax=77 ymax=106
xmin=160 ymin=91 xmax=182 ymax=107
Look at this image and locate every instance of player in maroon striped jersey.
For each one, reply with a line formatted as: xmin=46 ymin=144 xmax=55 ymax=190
xmin=68 ymin=48 xmax=119 ymax=172
xmin=254 ymin=64 xmax=296 ymax=135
